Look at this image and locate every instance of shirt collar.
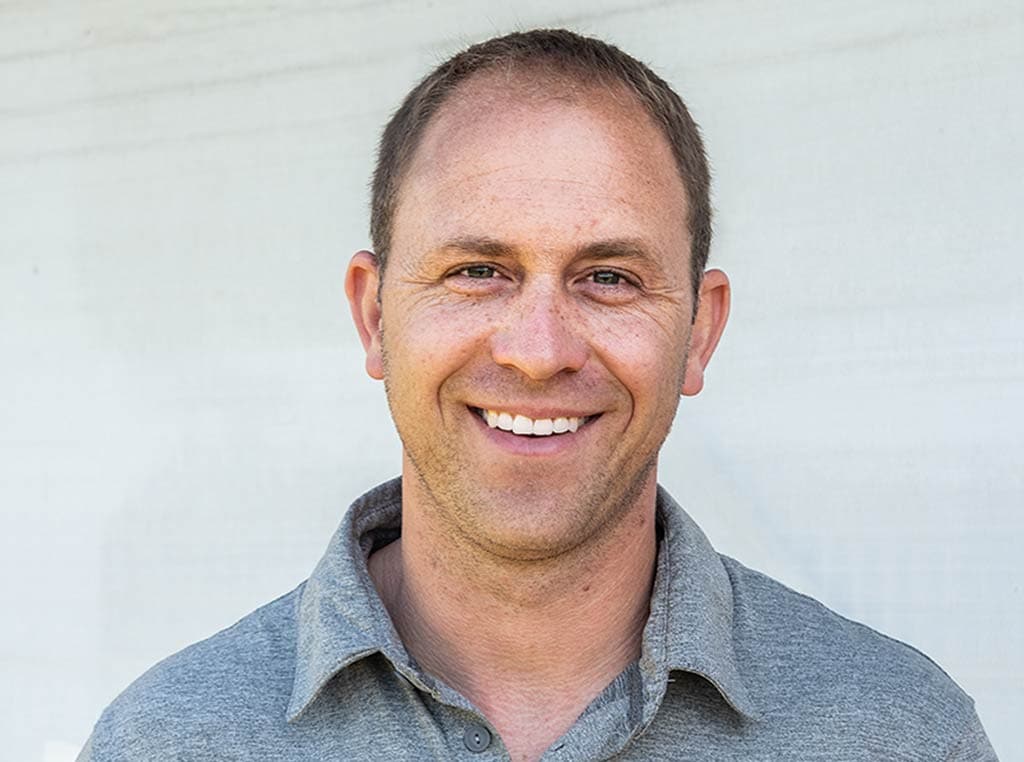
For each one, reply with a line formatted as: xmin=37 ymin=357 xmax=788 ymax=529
xmin=287 ymin=478 xmax=407 ymax=722
xmin=646 ymin=486 xmax=760 ymax=721
xmin=288 ymin=478 xmax=760 ymax=722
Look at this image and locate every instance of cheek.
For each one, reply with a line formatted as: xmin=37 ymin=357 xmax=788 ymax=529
xmin=382 ymin=297 xmax=499 ymax=379
xmin=584 ymin=308 xmax=691 ymax=388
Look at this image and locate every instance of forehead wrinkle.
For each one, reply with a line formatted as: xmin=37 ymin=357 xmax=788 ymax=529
xmin=411 ymin=149 xmax=628 ymax=215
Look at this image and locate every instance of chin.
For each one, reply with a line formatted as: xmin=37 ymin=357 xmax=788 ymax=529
xmin=448 ymin=481 xmax=633 ymax=562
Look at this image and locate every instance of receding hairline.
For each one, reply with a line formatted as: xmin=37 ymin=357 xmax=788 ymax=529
xmin=393 ymin=66 xmax=689 ymax=228
xmin=369 ymin=29 xmax=713 ymax=301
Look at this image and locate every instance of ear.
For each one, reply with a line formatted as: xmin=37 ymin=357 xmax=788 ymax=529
xmin=345 ymin=250 xmax=384 ymax=380
xmin=681 ymin=268 xmax=730 ymax=397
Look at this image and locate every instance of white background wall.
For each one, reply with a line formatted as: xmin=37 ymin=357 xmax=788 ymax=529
xmin=2 ymin=2 xmax=1021 ymax=760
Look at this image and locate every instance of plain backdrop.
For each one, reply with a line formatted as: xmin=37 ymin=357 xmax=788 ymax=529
xmin=1 ymin=2 xmax=1021 ymax=760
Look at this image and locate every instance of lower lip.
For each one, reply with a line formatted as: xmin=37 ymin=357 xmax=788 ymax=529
xmin=469 ymin=408 xmax=595 ymax=456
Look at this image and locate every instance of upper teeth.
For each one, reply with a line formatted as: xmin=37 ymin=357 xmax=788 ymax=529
xmin=484 ymin=409 xmax=581 ymax=436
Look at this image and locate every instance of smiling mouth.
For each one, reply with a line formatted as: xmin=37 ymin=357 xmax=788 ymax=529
xmin=469 ymin=407 xmax=599 ymax=437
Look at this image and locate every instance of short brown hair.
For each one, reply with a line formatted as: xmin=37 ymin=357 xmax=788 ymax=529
xmin=370 ymin=28 xmax=712 ymax=296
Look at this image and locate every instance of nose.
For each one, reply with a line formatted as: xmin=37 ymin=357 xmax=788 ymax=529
xmin=489 ymin=280 xmax=589 ymax=380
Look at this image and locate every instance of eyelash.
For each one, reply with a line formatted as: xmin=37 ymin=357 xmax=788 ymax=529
xmin=590 ymin=270 xmax=623 ymax=286
xmin=458 ymin=264 xmax=499 ymax=279
xmin=448 ymin=265 xmax=639 ymax=291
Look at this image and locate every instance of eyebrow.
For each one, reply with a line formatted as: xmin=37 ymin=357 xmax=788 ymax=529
xmin=437 ymin=236 xmax=658 ymax=263
xmin=438 ymin=236 xmax=516 ymax=258
xmin=577 ymin=238 xmax=657 ymax=263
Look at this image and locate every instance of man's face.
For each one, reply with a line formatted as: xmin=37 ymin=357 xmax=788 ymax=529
xmin=349 ymin=76 xmax=726 ymax=560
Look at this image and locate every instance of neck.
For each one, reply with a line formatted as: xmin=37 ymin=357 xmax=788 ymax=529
xmin=368 ymin=471 xmax=658 ymax=760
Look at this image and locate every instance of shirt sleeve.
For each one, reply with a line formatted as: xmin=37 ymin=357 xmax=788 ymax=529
xmin=946 ymin=708 xmax=1000 ymax=762
xmin=75 ymin=733 xmax=95 ymax=762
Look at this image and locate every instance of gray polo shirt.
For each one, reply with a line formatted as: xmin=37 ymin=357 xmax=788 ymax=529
xmin=81 ymin=478 xmax=997 ymax=760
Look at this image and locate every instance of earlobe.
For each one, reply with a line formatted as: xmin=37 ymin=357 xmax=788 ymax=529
xmin=681 ymin=268 xmax=730 ymax=397
xmin=344 ymin=250 xmax=385 ymax=380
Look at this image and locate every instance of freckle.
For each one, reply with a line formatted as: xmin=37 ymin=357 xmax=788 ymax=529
xmin=582 ymin=584 xmax=591 ymax=593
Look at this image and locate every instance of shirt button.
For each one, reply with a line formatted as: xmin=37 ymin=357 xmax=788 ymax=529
xmin=463 ymin=723 xmax=492 ymax=752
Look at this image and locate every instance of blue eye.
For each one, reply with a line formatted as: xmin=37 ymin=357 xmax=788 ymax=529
xmin=461 ymin=265 xmax=497 ymax=278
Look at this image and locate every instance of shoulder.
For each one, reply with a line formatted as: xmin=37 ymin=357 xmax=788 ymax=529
xmin=83 ymin=585 xmax=302 ymax=760
xmin=720 ymin=556 xmax=983 ymax=752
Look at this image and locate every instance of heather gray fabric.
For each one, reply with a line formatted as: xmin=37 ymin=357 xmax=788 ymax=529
xmin=81 ymin=478 xmax=997 ymax=760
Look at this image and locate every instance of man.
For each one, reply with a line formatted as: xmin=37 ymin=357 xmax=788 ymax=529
xmin=81 ymin=29 xmax=996 ymax=761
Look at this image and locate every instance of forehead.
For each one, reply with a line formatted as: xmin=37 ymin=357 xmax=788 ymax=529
xmin=393 ymin=71 xmax=689 ymax=261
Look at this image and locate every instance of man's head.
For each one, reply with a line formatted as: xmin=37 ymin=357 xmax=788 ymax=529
xmin=370 ymin=29 xmax=712 ymax=300
xmin=347 ymin=29 xmax=729 ymax=561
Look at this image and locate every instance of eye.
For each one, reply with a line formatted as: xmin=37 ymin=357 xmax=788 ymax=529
xmin=576 ymin=268 xmax=642 ymax=304
xmin=445 ymin=263 xmax=508 ymax=295
xmin=591 ymin=270 xmax=622 ymax=286
xmin=460 ymin=264 xmax=498 ymax=279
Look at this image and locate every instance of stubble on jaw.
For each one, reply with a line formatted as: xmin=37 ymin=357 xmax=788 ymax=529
xmin=379 ymin=339 xmax=679 ymax=604
xmin=406 ymin=448 xmax=660 ymax=605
